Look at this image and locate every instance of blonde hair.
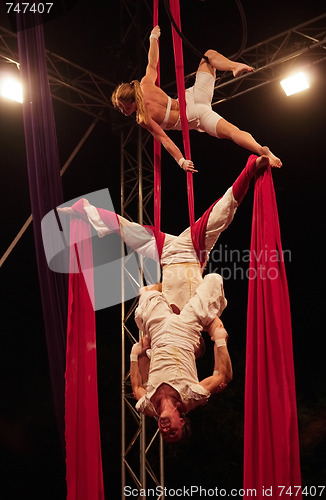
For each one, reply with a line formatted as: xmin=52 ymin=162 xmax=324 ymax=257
xmin=111 ymin=80 xmax=148 ymax=125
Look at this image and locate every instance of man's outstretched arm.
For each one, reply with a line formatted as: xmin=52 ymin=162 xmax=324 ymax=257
xmin=130 ymin=341 xmax=150 ymax=401
xmin=199 ymin=316 xmax=232 ymax=394
xmin=199 ymin=345 xmax=233 ymax=394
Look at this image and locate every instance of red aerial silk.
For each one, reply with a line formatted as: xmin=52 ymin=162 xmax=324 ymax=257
xmin=153 ymin=0 xmax=162 ymax=231
xmin=65 ymin=216 xmax=105 ymax=500
xmin=169 ymin=0 xmax=195 ymax=227
xmin=244 ymin=167 xmax=302 ymax=499
xmin=152 ymin=0 xmax=195 ymax=230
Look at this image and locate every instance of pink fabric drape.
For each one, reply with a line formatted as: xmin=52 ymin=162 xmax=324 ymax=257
xmin=17 ymin=7 xmax=68 ymax=453
xmin=192 ymin=155 xmax=258 ymax=267
xmin=153 ymin=0 xmax=162 ymax=231
xmin=244 ymin=167 xmax=301 ymax=499
xmin=152 ymin=0 xmax=195 ymax=229
xmin=169 ymin=0 xmax=195 ymax=227
xmin=65 ymin=216 xmax=104 ymax=500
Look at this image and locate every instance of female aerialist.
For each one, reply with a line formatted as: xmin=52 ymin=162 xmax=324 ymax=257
xmin=58 ymin=154 xmax=271 ymax=312
xmin=111 ymin=26 xmax=282 ymax=173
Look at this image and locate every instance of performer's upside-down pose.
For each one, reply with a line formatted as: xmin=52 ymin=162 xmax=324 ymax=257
xmin=58 ymin=155 xmax=271 ymax=441
xmin=131 ymin=273 xmax=232 ymax=442
xmin=59 ymin=154 xmax=270 ymax=311
xmin=111 ymin=26 xmax=282 ymax=172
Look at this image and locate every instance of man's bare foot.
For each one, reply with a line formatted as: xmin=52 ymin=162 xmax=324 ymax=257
xmin=233 ymin=62 xmax=254 ymax=78
xmin=261 ymin=146 xmax=282 ymax=168
xmin=57 ymin=206 xmax=74 ymax=214
xmin=57 ymin=198 xmax=90 ymax=214
xmin=82 ymin=198 xmax=91 ymax=207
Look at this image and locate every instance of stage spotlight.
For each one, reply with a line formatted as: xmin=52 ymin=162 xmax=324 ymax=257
xmin=0 ymin=76 xmax=23 ymax=103
xmin=280 ymin=72 xmax=309 ymax=96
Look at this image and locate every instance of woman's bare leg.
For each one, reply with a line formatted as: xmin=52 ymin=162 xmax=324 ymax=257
xmin=216 ymin=118 xmax=282 ymax=168
xmin=195 ymin=50 xmax=281 ymax=167
xmin=198 ymin=49 xmax=254 ymax=77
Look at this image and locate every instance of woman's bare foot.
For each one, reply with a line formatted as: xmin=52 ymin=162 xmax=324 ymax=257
xmin=233 ymin=62 xmax=254 ymax=78
xmin=254 ymin=154 xmax=270 ymax=171
xmin=261 ymin=146 xmax=282 ymax=168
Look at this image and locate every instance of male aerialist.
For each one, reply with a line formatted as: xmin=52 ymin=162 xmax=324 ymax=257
xmin=130 ymin=273 xmax=232 ymax=443
xmin=58 ymin=154 xmax=271 ymax=311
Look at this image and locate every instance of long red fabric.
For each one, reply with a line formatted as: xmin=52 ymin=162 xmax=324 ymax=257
xmin=152 ymin=0 xmax=195 ymax=229
xmin=153 ymin=0 xmax=162 ymax=231
xmin=244 ymin=167 xmax=301 ymax=499
xmin=169 ymin=0 xmax=195 ymax=227
xmin=65 ymin=216 xmax=104 ymax=500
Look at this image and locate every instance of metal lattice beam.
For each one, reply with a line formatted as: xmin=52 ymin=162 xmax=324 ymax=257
xmin=2 ymin=13 xmax=325 ymax=120
xmin=0 ymin=25 xmax=115 ymax=121
xmin=211 ymin=12 xmax=326 ymax=105
xmin=161 ymin=13 xmax=326 ymax=106
xmin=119 ymin=2 xmax=164 ymax=499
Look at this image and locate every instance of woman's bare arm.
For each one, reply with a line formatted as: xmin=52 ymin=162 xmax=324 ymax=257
xmin=142 ymin=26 xmax=160 ymax=84
xmin=141 ymin=117 xmax=197 ymax=172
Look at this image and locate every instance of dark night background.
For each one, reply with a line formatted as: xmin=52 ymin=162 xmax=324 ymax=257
xmin=0 ymin=1 xmax=325 ymax=498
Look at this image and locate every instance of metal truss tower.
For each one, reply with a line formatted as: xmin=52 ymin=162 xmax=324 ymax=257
xmin=118 ymin=2 xmax=164 ymax=499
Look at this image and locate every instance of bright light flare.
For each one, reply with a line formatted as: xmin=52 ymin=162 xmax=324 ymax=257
xmin=0 ymin=77 xmax=23 ymax=103
xmin=280 ymin=72 xmax=309 ymax=96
